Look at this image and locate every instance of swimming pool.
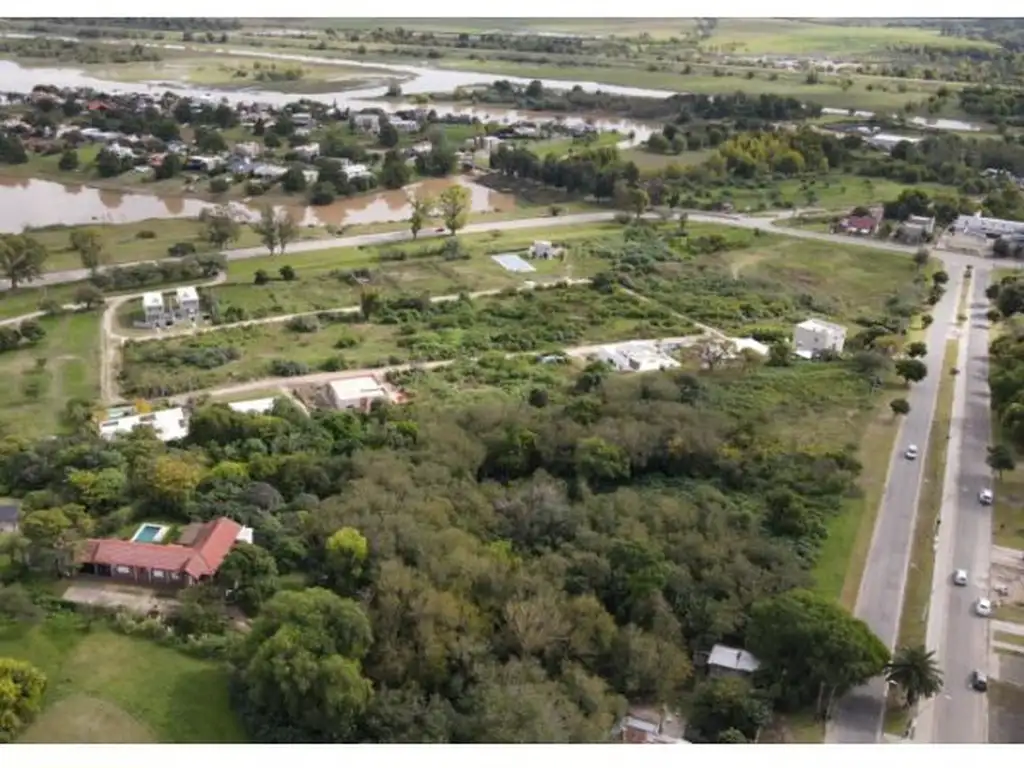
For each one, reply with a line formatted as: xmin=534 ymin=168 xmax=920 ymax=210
xmin=131 ymin=523 xmax=168 ymax=543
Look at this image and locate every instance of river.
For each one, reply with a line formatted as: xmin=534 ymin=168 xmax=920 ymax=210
xmin=0 ymin=175 xmax=516 ymax=233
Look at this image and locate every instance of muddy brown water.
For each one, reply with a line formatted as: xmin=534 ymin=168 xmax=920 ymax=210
xmin=0 ymin=174 xmax=516 ymax=232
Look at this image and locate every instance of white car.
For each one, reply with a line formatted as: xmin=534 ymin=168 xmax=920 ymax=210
xmin=975 ymin=598 xmax=993 ymax=617
xmin=979 ymin=489 xmax=994 ymax=506
xmin=904 ymin=445 xmax=919 ymax=460
xmin=953 ymin=569 xmax=969 ymax=587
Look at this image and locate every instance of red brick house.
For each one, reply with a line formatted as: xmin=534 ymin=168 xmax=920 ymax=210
xmin=77 ymin=517 xmax=242 ymax=587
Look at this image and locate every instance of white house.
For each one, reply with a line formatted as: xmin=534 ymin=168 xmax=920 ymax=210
xmin=293 ymin=142 xmax=321 ymax=162
xmin=142 ymin=291 xmax=165 ymax=326
xmin=175 ymin=286 xmax=200 ymax=318
xmin=98 ymin=407 xmax=189 ymax=443
xmin=291 ymin=112 xmax=313 ymax=127
xmin=529 ymin=240 xmax=556 ymax=259
xmin=353 ymin=113 xmax=381 ymax=133
xmin=391 ymin=118 xmax=419 ymax=133
xmin=794 ymin=318 xmax=847 ymax=358
xmin=327 ymin=375 xmax=394 ymax=412
xmin=343 ymin=163 xmax=373 ymax=181
xmin=234 ymin=141 xmax=262 ymax=158
xmin=598 ymin=342 xmax=680 ymax=373
xmin=953 ymin=213 xmax=1024 ymax=239
xmin=251 ymin=163 xmax=289 ymax=181
xmin=227 ymin=397 xmax=278 ymax=415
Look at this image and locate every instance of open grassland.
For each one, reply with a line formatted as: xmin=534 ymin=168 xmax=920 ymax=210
xmin=714 ymin=174 xmax=955 ymax=214
xmin=702 ymin=18 xmax=1001 ymax=56
xmin=86 ymin=52 xmax=399 ymax=94
xmin=0 ymin=613 xmax=245 ymax=743
xmin=117 ymin=283 xmax=698 ymax=398
xmin=0 ymin=312 xmax=101 ymax=438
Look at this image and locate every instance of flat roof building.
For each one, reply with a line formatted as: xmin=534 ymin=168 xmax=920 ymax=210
xmin=227 ymin=397 xmax=278 ymax=415
xmin=98 ymin=407 xmax=189 ymax=443
xmin=327 ymin=375 xmax=394 ymax=412
xmin=142 ymin=292 xmax=164 ymax=311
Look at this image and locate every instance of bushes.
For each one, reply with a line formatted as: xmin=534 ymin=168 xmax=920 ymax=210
xmin=254 ymin=269 xmax=270 ymax=285
xmin=209 ymin=177 xmax=230 ymax=194
xmin=285 ymin=315 xmax=319 ymax=333
xmin=135 ymin=229 xmax=157 ymax=239
xmin=269 ymin=359 xmax=310 ymax=377
xmin=167 ymin=241 xmax=197 ymax=258
xmin=91 ymin=255 xmax=225 ymax=293
xmin=0 ymin=319 xmax=46 ymax=355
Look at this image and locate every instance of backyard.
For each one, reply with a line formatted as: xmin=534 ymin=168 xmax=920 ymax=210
xmin=0 ymin=612 xmax=244 ymax=743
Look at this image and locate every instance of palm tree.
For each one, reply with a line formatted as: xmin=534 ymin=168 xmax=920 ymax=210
xmin=885 ymin=645 xmax=944 ymax=709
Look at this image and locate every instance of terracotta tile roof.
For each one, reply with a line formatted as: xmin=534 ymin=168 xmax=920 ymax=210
xmin=79 ymin=517 xmax=242 ymax=579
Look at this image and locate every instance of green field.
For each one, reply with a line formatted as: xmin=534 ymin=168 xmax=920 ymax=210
xmin=0 ymin=312 xmax=101 ymax=438
xmin=0 ymin=613 xmax=244 ymax=743
xmin=702 ymin=18 xmax=1001 ymax=56
xmin=117 ymin=283 xmax=698 ymax=398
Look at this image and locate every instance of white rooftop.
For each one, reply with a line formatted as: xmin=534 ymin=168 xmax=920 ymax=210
xmin=328 ymin=375 xmax=389 ymax=403
xmin=142 ymin=291 xmax=164 ymax=310
xmin=227 ymin=397 xmax=278 ymax=415
xmin=98 ymin=407 xmax=189 ymax=443
xmin=235 ymin=526 xmax=254 ymax=545
xmin=708 ymin=644 xmax=761 ymax=673
xmin=797 ymin=318 xmax=847 ymax=335
xmin=176 ymin=286 xmax=199 ymax=303
xmin=732 ymin=337 xmax=770 ymax=357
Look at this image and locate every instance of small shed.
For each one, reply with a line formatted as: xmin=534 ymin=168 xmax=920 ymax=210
xmin=0 ymin=502 xmax=19 ymax=534
xmin=707 ymin=644 xmax=761 ymax=678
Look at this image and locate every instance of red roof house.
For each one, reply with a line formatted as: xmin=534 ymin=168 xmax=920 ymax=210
xmin=77 ymin=517 xmax=242 ymax=587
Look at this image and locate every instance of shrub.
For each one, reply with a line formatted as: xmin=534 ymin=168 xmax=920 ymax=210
xmin=167 ymin=241 xmax=197 ymax=258
xmin=209 ymin=177 xmax=230 ymax=194
xmin=285 ymin=315 xmax=319 ymax=333
xmin=279 ymin=265 xmax=296 ymax=281
xmin=18 ymin=319 xmax=45 ymax=343
xmin=245 ymin=180 xmax=266 ymax=196
xmin=135 ymin=229 xmax=157 ymax=239
xmin=254 ymin=269 xmax=270 ymax=285
xmin=319 ymin=355 xmax=349 ymax=372
xmin=37 ymin=299 xmax=63 ymax=316
xmin=269 ymin=359 xmax=310 ymax=377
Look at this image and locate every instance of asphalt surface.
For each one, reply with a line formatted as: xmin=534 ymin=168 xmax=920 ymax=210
xmin=925 ymin=267 xmax=994 ymax=744
xmin=829 ymin=267 xmax=965 ymax=743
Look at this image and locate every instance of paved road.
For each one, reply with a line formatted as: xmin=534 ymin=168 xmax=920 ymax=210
xmin=919 ymin=267 xmax=994 ymax=744
xmin=6 ymin=207 xmax=1020 ymax=294
xmin=829 ymin=267 xmax=966 ymax=742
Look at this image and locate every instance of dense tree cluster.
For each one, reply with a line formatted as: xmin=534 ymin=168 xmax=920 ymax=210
xmin=0 ymin=330 xmax=894 ymax=741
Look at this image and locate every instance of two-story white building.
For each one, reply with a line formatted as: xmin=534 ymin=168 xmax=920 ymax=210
xmin=142 ymin=292 xmax=165 ymax=326
xmin=176 ymin=286 xmax=200 ymax=319
xmin=794 ymin=318 xmax=847 ymax=359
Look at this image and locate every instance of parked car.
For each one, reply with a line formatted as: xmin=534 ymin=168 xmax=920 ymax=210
xmin=975 ymin=597 xmax=993 ymax=617
xmin=953 ymin=569 xmax=969 ymax=586
xmin=979 ymin=489 xmax=994 ymax=506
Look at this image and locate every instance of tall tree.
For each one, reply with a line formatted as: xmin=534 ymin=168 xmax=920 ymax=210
xmin=687 ymin=676 xmax=772 ymax=743
xmin=885 ymin=645 xmax=943 ymax=709
xmin=894 ymin=358 xmax=928 ymax=386
xmin=217 ymin=542 xmax=280 ymax=615
xmin=409 ymin=195 xmax=433 ymax=240
xmin=746 ymin=589 xmax=890 ymax=718
xmin=69 ymin=228 xmax=105 ymax=275
xmin=276 ymin=210 xmax=298 ymax=255
xmin=986 ymin=443 xmax=1016 ymax=479
xmin=253 ymin=205 xmax=279 ymax=255
xmin=203 ymin=207 xmax=241 ymax=250
xmin=0 ymin=234 xmax=48 ymax=289
xmin=437 ymin=185 xmax=471 ymax=235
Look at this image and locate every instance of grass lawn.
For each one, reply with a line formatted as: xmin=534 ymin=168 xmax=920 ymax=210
xmin=898 ymin=338 xmax=959 ymax=650
xmin=622 ymin=147 xmax=712 ymax=173
xmin=0 ymin=312 xmax=102 ymax=439
xmin=24 ymin=217 xmax=329 ymax=274
xmin=118 ymin=284 xmax=697 ymax=398
xmin=715 ymin=234 xmax=921 ymax=333
xmin=86 ymin=52 xmax=398 ymax=94
xmin=995 ymin=631 xmax=1024 ymax=647
xmin=522 ymin=131 xmax=623 ymax=159
xmin=0 ymin=613 xmax=245 ymax=743
xmin=710 ymin=175 xmax=956 ymax=214
xmin=703 ymin=18 xmax=1001 ymax=56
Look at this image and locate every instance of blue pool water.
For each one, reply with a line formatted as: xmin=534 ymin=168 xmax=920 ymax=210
xmin=133 ymin=524 xmax=164 ymax=543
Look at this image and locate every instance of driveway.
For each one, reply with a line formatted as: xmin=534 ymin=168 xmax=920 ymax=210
xmin=62 ymin=581 xmax=178 ymax=615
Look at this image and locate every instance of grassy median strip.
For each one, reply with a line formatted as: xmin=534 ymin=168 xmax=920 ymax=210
xmin=995 ymin=631 xmax=1024 ymax=647
xmin=900 ymin=338 xmax=960 ymax=649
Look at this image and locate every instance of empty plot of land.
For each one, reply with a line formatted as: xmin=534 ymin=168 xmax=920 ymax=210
xmin=62 ymin=582 xmax=178 ymax=615
xmin=990 ymin=681 xmax=1024 ymax=743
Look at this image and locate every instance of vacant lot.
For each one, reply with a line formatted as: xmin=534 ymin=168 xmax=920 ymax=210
xmin=118 ymin=284 xmax=696 ymax=398
xmin=0 ymin=613 xmax=245 ymax=743
xmin=0 ymin=312 xmax=102 ymax=438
